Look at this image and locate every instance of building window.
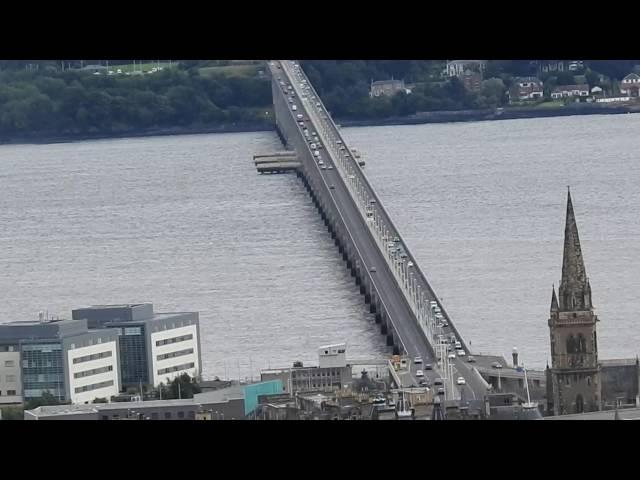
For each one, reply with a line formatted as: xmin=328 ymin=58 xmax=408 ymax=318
xmin=157 ymin=362 xmax=195 ymax=376
xmin=165 ymin=412 xmax=172 ymax=419
xmin=178 ymin=411 xmax=185 ymax=419
xmin=4 ymin=360 xmax=14 ymax=367
xmin=101 ymin=415 xmax=109 ymax=421
xmin=152 ymin=412 xmax=159 ymax=420
xmin=74 ymin=380 xmax=114 ymax=394
xmin=74 ymin=365 xmax=114 ymax=379
xmin=6 ymin=375 xmax=16 ymax=382
xmin=7 ymin=390 xmax=16 ymax=396
xmin=72 ymin=350 xmax=113 ymax=364
xmin=156 ymin=348 xmax=194 ymax=362
xmin=155 ymin=334 xmax=193 ymax=347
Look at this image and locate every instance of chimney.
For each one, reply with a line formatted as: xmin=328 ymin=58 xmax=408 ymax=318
xmin=512 ymin=347 xmax=519 ymax=368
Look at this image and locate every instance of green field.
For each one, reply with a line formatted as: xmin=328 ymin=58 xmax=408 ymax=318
xmin=107 ymin=62 xmax=174 ymax=74
xmin=536 ymin=100 xmax=565 ymax=108
xmin=198 ymin=64 xmax=263 ymax=78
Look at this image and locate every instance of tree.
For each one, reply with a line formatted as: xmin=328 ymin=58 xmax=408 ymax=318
xmin=480 ymin=78 xmax=507 ymax=107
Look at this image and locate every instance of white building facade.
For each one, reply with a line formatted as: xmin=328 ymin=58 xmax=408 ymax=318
xmin=66 ymin=339 xmax=120 ymax=404
xmin=0 ymin=346 xmax=22 ymax=404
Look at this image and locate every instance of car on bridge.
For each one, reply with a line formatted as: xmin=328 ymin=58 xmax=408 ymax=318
xmin=467 ymin=356 xmax=476 ymax=363
xmin=457 ymin=377 xmax=466 ymax=385
xmin=414 ymin=356 xmax=422 ymax=365
xmin=492 ymin=362 xmax=503 ymax=369
xmin=448 ymin=353 xmax=456 ymax=360
xmin=456 ymin=350 xmax=466 ymax=357
xmin=416 ymin=370 xmax=424 ymax=378
xmin=424 ymin=363 xmax=433 ymax=370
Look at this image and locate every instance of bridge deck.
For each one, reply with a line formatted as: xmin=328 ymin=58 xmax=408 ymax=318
xmin=269 ymin=60 xmax=488 ymax=402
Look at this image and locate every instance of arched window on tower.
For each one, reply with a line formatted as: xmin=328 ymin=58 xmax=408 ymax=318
xmin=577 ymin=333 xmax=587 ymax=353
xmin=566 ymin=335 xmax=576 ymax=354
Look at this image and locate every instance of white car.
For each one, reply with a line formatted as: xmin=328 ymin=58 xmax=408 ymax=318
xmin=414 ymin=356 xmax=423 ymax=365
xmin=416 ymin=370 xmax=424 ymax=378
xmin=457 ymin=377 xmax=466 ymax=385
xmin=456 ymin=349 xmax=466 ymax=357
xmin=448 ymin=353 xmax=456 ymax=360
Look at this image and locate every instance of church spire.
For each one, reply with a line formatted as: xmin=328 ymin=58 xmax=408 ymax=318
xmin=551 ymin=284 xmax=559 ymax=312
xmin=558 ymin=187 xmax=591 ymax=311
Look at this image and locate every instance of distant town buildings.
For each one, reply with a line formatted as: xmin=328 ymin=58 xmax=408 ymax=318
xmin=508 ymin=77 xmax=544 ymax=103
xmin=550 ymin=84 xmax=590 ymax=99
xmin=620 ymin=73 xmax=640 ymax=97
xmin=445 ymin=60 xmax=487 ymax=78
xmin=260 ymin=343 xmax=353 ymax=394
xmin=537 ymin=60 xmax=583 ymax=73
xmin=369 ymin=79 xmax=410 ymax=98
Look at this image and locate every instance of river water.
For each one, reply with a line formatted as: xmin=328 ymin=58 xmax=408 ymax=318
xmin=1 ymin=113 xmax=639 ymax=378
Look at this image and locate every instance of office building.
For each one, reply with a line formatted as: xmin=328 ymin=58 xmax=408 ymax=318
xmin=0 ymin=316 xmax=120 ymax=404
xmin=72 ymin=303 xmax=201 ymax=388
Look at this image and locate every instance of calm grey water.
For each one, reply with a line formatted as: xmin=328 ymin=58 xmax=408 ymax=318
xmin=1 ymin=113 xmax=639 ymax=378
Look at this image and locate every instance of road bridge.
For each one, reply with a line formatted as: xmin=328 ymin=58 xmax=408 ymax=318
xmin=264 ymin=60 xmax=488 ymax=402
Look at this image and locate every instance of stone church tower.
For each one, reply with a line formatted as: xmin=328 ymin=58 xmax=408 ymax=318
xmin=547 ymin=188 xmax=601 ymax=415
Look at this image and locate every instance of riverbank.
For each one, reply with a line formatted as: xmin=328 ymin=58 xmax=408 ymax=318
xmin=337 ymin=103 xmax=640 ymax=128
xmin=0 ymin=122 xmax=274 ymax=146
xmin=2 ymin=104 xmax=639 ymax=146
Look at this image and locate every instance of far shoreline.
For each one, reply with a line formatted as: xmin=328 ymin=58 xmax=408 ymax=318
xmin=1 ymin=104 xmax=639 ymax=146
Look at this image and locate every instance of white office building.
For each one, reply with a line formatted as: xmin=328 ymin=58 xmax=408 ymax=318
xmin=72 ymin=303 xmax=201 ymax=388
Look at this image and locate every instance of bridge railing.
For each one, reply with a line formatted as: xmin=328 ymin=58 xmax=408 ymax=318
xmin=283 ymin=61 xmax=470 ymax=356
xmin=273 ymin=62 xmax=411 ymax=356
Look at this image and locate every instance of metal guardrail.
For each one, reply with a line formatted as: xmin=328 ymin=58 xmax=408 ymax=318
xmin=275 ymin=61 xmax=410 ymax=356
xmin=283 ymin=61 xmax=470 ymax=356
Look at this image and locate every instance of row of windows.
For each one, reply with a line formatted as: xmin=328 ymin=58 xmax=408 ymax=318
xmin=292 ymin=370 xmax=342 ymax=379
xmin=69 ymin=337 xmax=109 ymax=349
xmin=0 ymin=346 xmax=16 ymax=352
xmin=0 ymin=390 xmax=17 ymax=396
xmin=22 ymin=344 xmax=61 ymax=352
xmin=22 ymin=359 xmax=63 ymax=369
xmin=101 ymin=411 xmax=196 ymax=421
xmin=74 ymin=365 xmax=113 ymax=379
xmin=157 ymin=348 xmax=194 ymax=362
xmin=4 ymin=360 xmax=15 ymax=367
xmin=23 ymin=373 xmax=63 ymax=383
xmin=157 ymin=362 xmax=195 ymax=376
xmin=156 ymin=333 xmax=193 ymax=347
xmin=72 ymin=350 xmax=113 ymax=365
xmin=74 ymin=380 xmax=115 ymax=394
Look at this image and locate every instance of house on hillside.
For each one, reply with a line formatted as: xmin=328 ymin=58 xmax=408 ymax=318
xmin=538 ymin=60 xmax=582 ymax=73
xmin=508 ymin=77 xmax=544 ymax=103
xmin=550 ymin=84 xmax=590 ymax=99
xmin=370 ymin=79 xmax=411 ymax=98
xmin=620 ymin=73 xmax=640 ymax=97
xmin=445 ymin=60 xmax=486 ymax=78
